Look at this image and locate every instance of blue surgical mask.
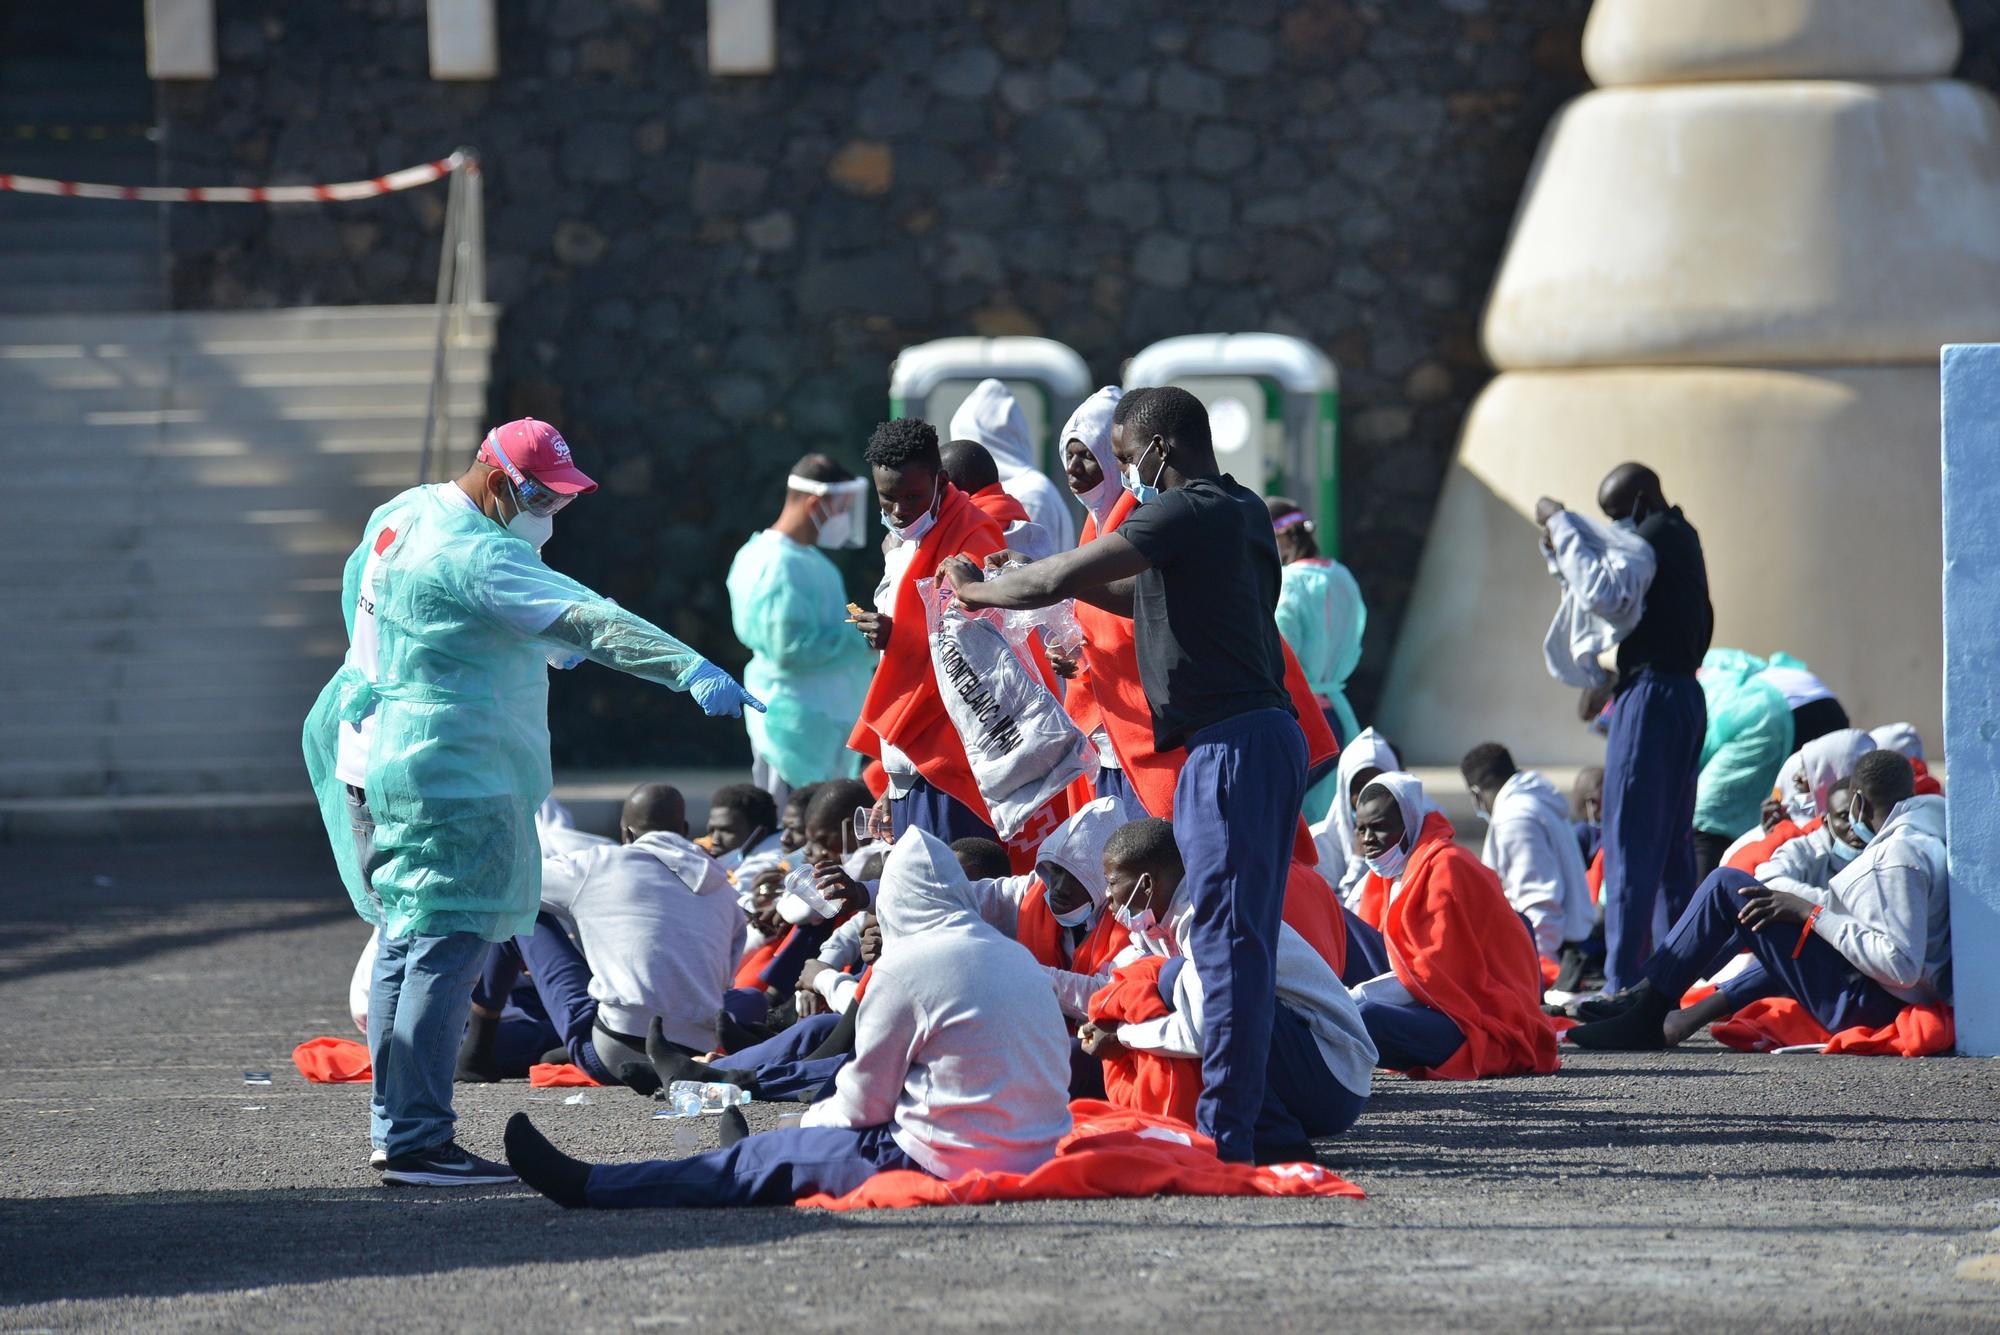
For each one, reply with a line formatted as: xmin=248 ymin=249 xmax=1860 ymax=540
xmin=1364 ymin=842 xmax=1410 ymax=881
xmin=1828 ymin=834 xmax=1861 ymax=866
xmin=1052 ymin=899 xmax=1094 ymax=929
xmin=1848 ymin=798 xmax=1877 ymax=847
xmin=880 ymin=481 xmax=942 ymax=544
xmin=1122 ymin=442 xmax=1165 ymax=505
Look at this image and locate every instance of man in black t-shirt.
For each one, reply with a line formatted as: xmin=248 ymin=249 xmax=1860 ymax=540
xmin=941 ymin=387 xmax=1307 ymax=1165
xmin=1536 ymin=462 xmax=1713 ymax=997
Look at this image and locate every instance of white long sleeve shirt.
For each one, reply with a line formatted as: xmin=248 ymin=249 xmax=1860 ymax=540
xmin=1753 ymin=825 xmax=1861 ymax=904
xmin=803 ymin=830 xmax=1072 ymax=1178
xmin=1811 ymin=795 xmax=1951 ymax=1005
xmin=1541 ymin=510 xmax=1655 ymax=689
xmin=1479 ymin=769 xmax=1596 ymax=958
xmin=539 ymin=831 xmax=742 ymax=1051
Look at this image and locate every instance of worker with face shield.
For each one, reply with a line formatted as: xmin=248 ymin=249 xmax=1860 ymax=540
xmin=302 ymin=417 xmax=762 ymax=1188
xmin=726 ymin=454 xmax=877 ymax=803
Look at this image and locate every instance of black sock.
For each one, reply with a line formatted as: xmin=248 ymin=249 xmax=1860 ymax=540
xmin=504 ymin=1113 xmax=591 ymax=1209
xmin=616 ymin=1061 xmax=662 ymax=1097
xmin=1568 ymin=983 xmax=1673 ymax=1052
xmin=454 ymin=1013 xmax=503 ymax=1083
xmin=648 ymin=1018 xmax=760 ymax=1099
xmin=718 ymin=1010 xmax=773 ymax=1054
xmin=717 ymin=1105 xmax=750 ymax=1148
xmin=540 ymin=1045 xmax=572 ymax=1067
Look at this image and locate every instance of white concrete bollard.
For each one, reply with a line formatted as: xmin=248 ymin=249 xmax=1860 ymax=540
xmin=1939 ymin=345 xmax=2000 ymax=1055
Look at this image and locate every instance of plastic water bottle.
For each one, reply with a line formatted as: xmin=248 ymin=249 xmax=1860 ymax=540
xmin=657 ymin=1080 xmax=751 ymax=1117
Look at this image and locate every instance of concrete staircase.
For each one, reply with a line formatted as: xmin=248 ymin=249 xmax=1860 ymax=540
xmin=0 ymin=305 xmax=497 ymax=800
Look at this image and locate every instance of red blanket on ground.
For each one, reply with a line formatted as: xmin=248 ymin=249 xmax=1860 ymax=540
xmin=794 ymin=1099 xmax=1361 ymax=1209
xmin=530 ymin=1063 xmax=606 ymax=1087
xmin=846 ymin=484 xmax=1006 ymax=822
xmin=293 ymin=1036 xmax=371 ymax=1083
xmin=1283 ymin=860 xmax=1349 ymax=979
xmin=1709 ymin=997 xmax=1955 ymax=1056
xmin=1357 ymin=812 xmax=1561 ymax=1080
xmin=1086 ymin=957 xmax=1203 ymax=1126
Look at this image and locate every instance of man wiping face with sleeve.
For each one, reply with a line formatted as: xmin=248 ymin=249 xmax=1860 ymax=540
xmin=302 ymin=417 xmax=762 ymax=1188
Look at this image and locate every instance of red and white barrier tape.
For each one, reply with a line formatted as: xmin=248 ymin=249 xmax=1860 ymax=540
xmin=0 ymin=150 xmax=467 ymax=203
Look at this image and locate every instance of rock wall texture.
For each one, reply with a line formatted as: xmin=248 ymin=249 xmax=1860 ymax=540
xmin=159 ymin=0 xmax=1596 ymax=766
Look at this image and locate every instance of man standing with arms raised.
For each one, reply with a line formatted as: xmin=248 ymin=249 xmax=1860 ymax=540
xmin=941 ymin=387 xmax=1306 ymax=1164
xmin=303 ymin=418 xmax=761 ymax=1186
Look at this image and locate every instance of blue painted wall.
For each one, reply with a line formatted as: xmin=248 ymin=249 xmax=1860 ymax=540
xmin=1939 ymin=345 xmax=2000 ymax=1055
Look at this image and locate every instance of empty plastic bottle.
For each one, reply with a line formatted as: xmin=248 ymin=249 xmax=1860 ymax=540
xmin=656 ymin=1080 xmax=752 ymax=1118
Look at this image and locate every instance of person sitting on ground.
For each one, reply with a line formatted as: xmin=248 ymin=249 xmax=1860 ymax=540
xmin=1461 ymin=743 xmax=1597 ymax=987
xmin=1312 ymin=726 xmax=1401 ymax=907
xmin=1347 ymin=774 xmax=1561 ymax=1079
xmin=777 ymin=782 xmax=821 ymax=857
xmin=949 ymin=835 xmax=1014 ymax=882
xmin=702 ymin=782 xmax=784 ymax=875
xmin=505 ymin=827 xmax=1075 ymax=1208
xmin=1076 ymin=818 xmax=1375 ymax=1162
xmin=1726 ymin=728 xmax=1876 ymax=874
xmin=1871 ymin=722 xmax=1943 ymax=795
xmin=1568 ymin=751 xmax=1948 ymax=1050
xmin=941 ymin=437 xmax=1058 ymax=563
xmin=1755 ymin=776 xmax=1871 ymax=902
xmin=1572 ymin=765 xmax=1605 ymax=865
xmin=455 ymin=783 xmax=739 ymax=1088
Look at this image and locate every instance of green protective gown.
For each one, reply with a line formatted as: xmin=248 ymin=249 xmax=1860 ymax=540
xmin=1694 ymin=647 xmax=1796 ymax=839
xmin=302 ymin=484 xmax=705 ymax=942
xmin=1277 ymin=557 xmax=1367 ymax=822
xmin=725 ymin=529 xmax=874 ymax=788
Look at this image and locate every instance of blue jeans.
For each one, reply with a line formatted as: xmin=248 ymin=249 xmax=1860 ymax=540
xmin=470 ymin=913 xmax=614 ymax=1083
xmin=1175 ymin=707 xmax=1309 ymax=1163
xmin=350 ymin=788 xmax=488 ymax=1158
xmin=586 ymin=1123 xmax=918 ymax=1208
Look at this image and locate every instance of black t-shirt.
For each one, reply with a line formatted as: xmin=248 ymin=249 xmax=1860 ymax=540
xmin=1114 ymin=475 xmax=1295 ymax=750
xmin=1616 ymin=505 xmax=1714 ymax=688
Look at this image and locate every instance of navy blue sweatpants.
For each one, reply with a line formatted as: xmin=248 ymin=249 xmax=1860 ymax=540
xmin=1254 ymin=1001 xmax=1368 ymax=1163
xmin=1601 ymin=669 xmax=1706 ymax=992
xmin=1645 ymin=869 xmax=1905 ymax=1034
xmin=711 ymin=1012 xmax=851 ymax=1102
xmin=471 ymin=913 xmax=613 ymax=1083
xmin=586 ymin=1123 xmax=918 ymax=1208
xmin=1339 ymin=908 xmax=1390 ymax=988
xmin=890 ymin=775 xmax=997 ymax=845
xmin=1174 ymin=707 xmax=1309 ymax=1163
xmin=1357 ymin=998 xmax=1466 ymax=1071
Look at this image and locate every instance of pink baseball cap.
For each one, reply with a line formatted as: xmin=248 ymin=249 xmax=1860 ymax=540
xmin=478 ymin=417 xmax=598 ymax=495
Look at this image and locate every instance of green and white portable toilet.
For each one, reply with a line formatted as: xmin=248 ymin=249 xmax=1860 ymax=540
xmin=888 ymin=337 xmax=1094 ymax=471
xmin=1122 ymin=333 xmax=1341 ymax=553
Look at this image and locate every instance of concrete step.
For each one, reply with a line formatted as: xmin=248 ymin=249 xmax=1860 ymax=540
xmin=12 ymin=450 xmax=427 ymax=490
xmin=0 ymin=647 xmax=339 ymax=698
xmin=0 ymin=281 xmax=168 ymax=314
xmin=0 ymin=344 xmax=491 ymax=382
xmin=1 ymin=377 xmax=486 ymax=420
xmin=0 ymin=249 xmax=161 ymax=283
xmin=0 ymin=406 xmax=487 ymax=454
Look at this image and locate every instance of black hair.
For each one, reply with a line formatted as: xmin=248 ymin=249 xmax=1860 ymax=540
xmin=938 ymin=438 xmax=999 ymax=494
xmin=790 ymin=453 xmax=853 ymax=486
xmin=1103 ymin=817 xmax=1182 ymax=875
xmin=709 ymin=782 xmax=778 ymax=833
xmin=949 ymin=836 xmax=1012 ymax=881
xmin=1111 ymin=386 xmax=1154 ymax=426
xmin=1459 ymin=742 xmax=1516 ymax=793
xmin=784 ymin=781 xmax=823 ymax=817
xmin=1851 ymin=750 xmax=1915 ymax=814
xmin=865 ymin=417 xmax=940 ymax=472
xmin=1122 ymin=385 xmax=1211 ymax=455
xmin=805 ymin=779 xmax=873 ymax=832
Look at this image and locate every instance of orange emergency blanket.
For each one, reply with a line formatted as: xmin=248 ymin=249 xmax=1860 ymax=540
xmin=1282 ymin=860 xmax=1348 ymax=979
xmin=1726 ymin=816 xmax=1818 ymax=875
xmin=1018 ymin=878 xmax=1126 ymax=976
xmin=292 ymin=1036 xmax=371 ymax=1083
xmin=1086 ymin=957 xmax=1203 ymax=1126
xmin=794 ymin=1099 xmax=1361 ymax=1210
xmin=1357 ymin=811 xmax=1561 ymax=1080
xmin=530 ymin=1063 xmax=606 ymax=1087
xmin=1709 ymin=997 xmax=1954 ymax=1056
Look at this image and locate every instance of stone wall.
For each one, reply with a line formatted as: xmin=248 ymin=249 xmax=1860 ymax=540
xmin=158 ymin=0 xmax=1596 ymax=768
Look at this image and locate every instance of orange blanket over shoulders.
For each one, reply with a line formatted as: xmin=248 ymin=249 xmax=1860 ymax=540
xmin=734 ymin=935 xmax=783 ymax=990
xmin=1017 ymin=881 xmax=1126 ymax=977
xmin=793 ymin=1099 xmax=1359 ymax=1210
xmin=846 ymin=483 xmax=1006 ymax=821
xmin=1087 ymin=956 xmax=1204 ymax=1126
xmin=1282 ymin=860 xmax=1348 ymax=980
xmin=970 ymin=483 xmax=1033 ymax=529
xmin=1709 ymin=997 xmax=1954 ymax=1056
xmin=1357 ymin=811 xmax=1560 ymax=1080
xmin=1726 ymin=816 xmax=1819 ymax=875
xmin=1059 ymin=493 xmax=1331 ymax=862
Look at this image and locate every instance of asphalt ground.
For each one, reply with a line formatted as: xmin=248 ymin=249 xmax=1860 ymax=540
xmin=2 ymin=838 xmax=1997 ymax=1332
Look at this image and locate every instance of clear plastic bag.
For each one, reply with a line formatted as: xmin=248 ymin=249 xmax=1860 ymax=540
xmin=991 ymin=561 xmax=1086 ymax=661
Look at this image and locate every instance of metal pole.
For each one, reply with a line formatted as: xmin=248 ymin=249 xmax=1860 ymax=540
xmin=415 ymin=153 xmax=466 ymax=484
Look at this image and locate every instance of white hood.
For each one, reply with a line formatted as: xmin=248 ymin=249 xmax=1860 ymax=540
xmin=950 ymin=378 xmax=1035 ymax=475
xmin=1870 ymin=722 xmax=1925 ymax=761
xmin=630 ymin=830 xmax=731 ymax=897
xmin=1034 ymin=795 xmax=1125 ymax=913
xmin=875 ymin=827 xmax=987 ymax=945
xmin=1059 ymin=386 xmax=1123 ymax=530
xmin=1797 ymin=728 xmax=1874 ymax=817
xmin=1496 ymin=768 xmax=1572 ymax=832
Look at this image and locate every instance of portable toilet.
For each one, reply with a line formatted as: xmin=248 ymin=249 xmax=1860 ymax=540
xmin=888 ymin=337 xmax=1094 ymax=471
xmin=1122 ymin=334 xmax=1341 ymax=553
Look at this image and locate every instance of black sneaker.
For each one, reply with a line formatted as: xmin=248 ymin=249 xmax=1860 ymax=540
xmin=381 ymin=1140 xmax=517 ymax=1187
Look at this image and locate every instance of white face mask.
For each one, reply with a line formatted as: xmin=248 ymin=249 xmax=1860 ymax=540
xmin=880 ymin=480 xmax=942 ymax=544
xmin=1784 ymin=790 xmax=1817 ymax=825
xmin=1052 ymin=898 xmax=1094 ymax=929
xmin=1364 ymin=841 xmax=1410 ymax=881
xmin=507 ymin=508 xmax=553 ymax=552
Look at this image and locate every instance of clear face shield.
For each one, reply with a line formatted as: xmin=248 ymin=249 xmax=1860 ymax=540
xmin=788 ymin=474 xmax=870 ymax=550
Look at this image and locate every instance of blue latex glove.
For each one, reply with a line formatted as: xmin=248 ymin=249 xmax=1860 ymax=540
xmin=686 ymin=660 xmax=766 ymax=719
